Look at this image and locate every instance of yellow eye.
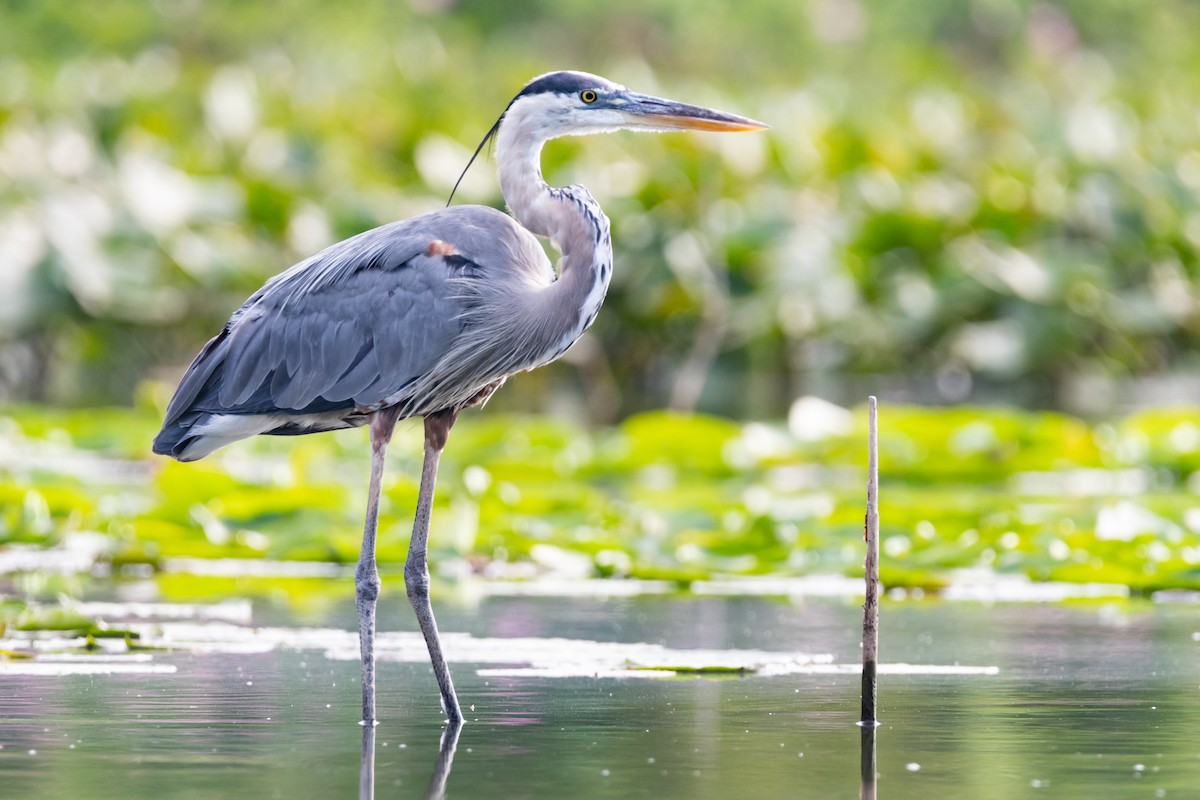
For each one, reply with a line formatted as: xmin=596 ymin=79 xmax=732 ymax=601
xmin=580 ymin=90 xmax=598 ymax=104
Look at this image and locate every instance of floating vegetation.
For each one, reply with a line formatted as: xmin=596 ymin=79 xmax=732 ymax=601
xmin=628 ymin=664 xmax=756 ymax=676
xmin=3 ymin=404 xmax=1200 ymax=612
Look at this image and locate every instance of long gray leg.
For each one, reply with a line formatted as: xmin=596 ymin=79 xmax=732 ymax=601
xmin=406 ymin=409 xmax=463 ymax=724
xmin=356 ymin=406 xmax=402 ymax=726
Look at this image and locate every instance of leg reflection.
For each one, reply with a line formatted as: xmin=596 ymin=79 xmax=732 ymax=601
xmin=360 ymin=723 xmax=376 ymax=800
xmin=359 ymin=718 xmax=463 ymax=800
xmin=425 ymin=719 xmax=463 ymax=800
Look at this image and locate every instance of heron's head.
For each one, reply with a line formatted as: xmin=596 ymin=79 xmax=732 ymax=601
xmin=503 ymin=70 xmax=768 ymax=139
xmin=448 ymin=71 xmax=767 ymax=205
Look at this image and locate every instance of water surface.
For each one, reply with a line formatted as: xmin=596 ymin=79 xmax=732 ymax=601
xmin=2 ymin=595 xmax=1197 ymax=798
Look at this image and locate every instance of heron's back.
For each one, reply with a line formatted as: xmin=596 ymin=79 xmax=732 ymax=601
xmin=153 ymin=206 xmax=554 ymax=461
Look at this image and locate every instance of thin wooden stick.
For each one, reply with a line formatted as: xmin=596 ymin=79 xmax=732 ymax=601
xmin=860 ymin=396 xmax=880 ymax=726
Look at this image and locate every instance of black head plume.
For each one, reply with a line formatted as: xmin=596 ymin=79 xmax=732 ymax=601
xmin=446 ymin=115 xmax=502 ymax=208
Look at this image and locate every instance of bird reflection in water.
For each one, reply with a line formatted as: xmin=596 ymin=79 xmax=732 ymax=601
xmin=359 ymin=718 xmax=463 ymax=800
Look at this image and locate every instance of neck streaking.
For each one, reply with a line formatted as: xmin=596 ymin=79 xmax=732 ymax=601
xmin=495 ymin=103 xmax=613 ymax=363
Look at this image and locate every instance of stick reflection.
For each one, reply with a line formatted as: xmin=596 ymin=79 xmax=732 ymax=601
xmin=859 ymin=724 xmax=877 ymax=800
xmin=358 ymin=719 xmax=464 ymax=800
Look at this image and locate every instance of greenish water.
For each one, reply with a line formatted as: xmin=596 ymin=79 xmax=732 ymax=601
xmin=1 ymin=596 xmax=1196 ymax=798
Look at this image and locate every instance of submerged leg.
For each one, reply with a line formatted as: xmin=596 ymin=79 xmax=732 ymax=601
xmin=356 ymin=406 xmax=402 ymax=726
xmin=406 ymin=408 xmax=463 ymax=724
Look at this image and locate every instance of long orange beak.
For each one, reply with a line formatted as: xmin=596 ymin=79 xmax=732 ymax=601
xmin=616 ymin=91 xmax=769 ymax=133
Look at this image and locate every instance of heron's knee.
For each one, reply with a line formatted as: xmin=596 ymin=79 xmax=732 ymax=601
xmin=356 ymin=569 xmax=381 ymax=603
xmin=404 ymin=564 xmax=429 ymax=603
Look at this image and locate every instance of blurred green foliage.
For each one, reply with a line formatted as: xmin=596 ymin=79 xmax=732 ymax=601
xmin=3 ymin=404 xmax=1200 ymax=593
xmin=3 ymin=1 xmax=1200 ymax=416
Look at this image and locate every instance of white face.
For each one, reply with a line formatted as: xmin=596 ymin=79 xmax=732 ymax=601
xmin=504 ymin=88 xmax=632 ymax=140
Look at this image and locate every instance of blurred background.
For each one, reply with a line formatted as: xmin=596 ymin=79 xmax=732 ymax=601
xmin=4 ymin=0 xmax=1200 ymax=597
xmin=5 ymin=9 xmax=1200 ymax=791
xmin=5 ymin=0 xmax=1200 ymax=421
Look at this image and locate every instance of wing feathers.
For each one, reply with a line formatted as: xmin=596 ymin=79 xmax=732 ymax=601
xmin=324 ymin=341 xmax=380 ymax=403
xmin=154 ymin=205 xmax=550 ymax=460
xmin=219 ymin=314 xmax=275 ymax=407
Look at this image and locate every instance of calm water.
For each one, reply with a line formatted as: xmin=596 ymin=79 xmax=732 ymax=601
xmin=2 ymin=594 xmax=1198 ymax=798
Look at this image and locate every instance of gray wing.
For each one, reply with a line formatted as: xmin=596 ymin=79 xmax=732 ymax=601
xmin=218 ymin=251 xmax=463 ymax=411
xmin=155 ymin=205 xmax=552 ymax=454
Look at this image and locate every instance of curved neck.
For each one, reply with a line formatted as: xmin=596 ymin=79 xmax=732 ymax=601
xmin=495 ymin=114 xmax=608 ymax=251
xmin=495 ymin=120 xmax=556 ymax=240
xmin=494 ymin=108 xmax=613 ymax=348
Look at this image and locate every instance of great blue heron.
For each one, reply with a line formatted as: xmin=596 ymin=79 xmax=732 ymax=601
xmin=153 ymin=70 xmax=766 ymax=726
